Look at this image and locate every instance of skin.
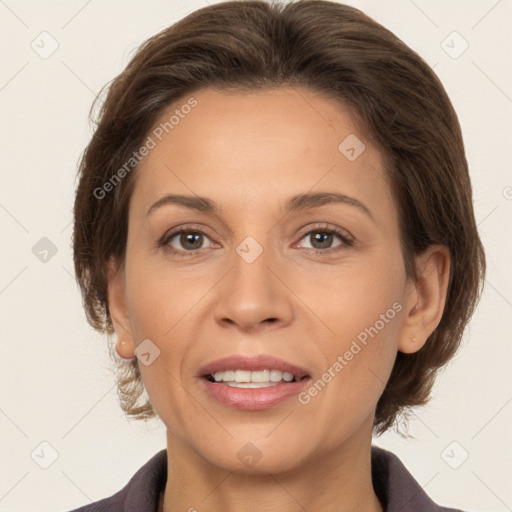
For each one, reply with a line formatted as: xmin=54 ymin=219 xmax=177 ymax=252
xmin=107 ymin=87 xmax=450 ymax=512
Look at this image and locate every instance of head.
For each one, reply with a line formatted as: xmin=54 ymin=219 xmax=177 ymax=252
xmin=73 ymin=0 xmax=485 ymax=472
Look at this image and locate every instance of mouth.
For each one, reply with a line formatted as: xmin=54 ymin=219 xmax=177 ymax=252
xmin=203 ymin=369 xmax=309 ymax=387
xmin=198 ymin=355 xmax=311 ymax=410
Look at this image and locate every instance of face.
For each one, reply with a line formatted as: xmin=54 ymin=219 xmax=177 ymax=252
xmin=112 ymin=87 xmax=415 ymax=473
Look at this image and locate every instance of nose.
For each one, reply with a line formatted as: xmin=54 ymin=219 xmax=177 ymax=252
xmin=213 ymin=243 xmax=294 ymax=333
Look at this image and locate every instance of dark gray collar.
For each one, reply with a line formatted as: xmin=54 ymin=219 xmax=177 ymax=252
xmin=68 ymin=445 xmax=464 ymax=511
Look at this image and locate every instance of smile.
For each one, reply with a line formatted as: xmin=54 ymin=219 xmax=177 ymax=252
xmin=198 ymin=354 xmax=311 ymax=409
xmin=206 ymin=369 xmax=303 ymax=387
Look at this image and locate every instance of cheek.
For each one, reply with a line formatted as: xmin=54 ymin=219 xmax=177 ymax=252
xmin=122 ymin=248 xmax=216 ymax=415
xmin=294 ymin=251 xmax=405 ymax=347
xmin=295 ymin=295 xmax=403 ymax=447
xmin=124 ymin=247 xmax=209 ymax=341
xmin=123 ymin=256 xmax=198 ymax=433
xmin=295 ymin=252 xmax=405 ymax=408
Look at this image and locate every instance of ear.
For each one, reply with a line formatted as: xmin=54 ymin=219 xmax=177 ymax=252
xmin=398 ymin=245 xmax=451 ymax=354
xmin=106 ymin=257 xmax=136 ymax=359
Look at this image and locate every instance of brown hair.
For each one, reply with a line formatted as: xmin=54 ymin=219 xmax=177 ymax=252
xmin=73 ymin=0 xmax=485 ymax=435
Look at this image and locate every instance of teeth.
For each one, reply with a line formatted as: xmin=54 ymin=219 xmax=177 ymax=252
xmin=226 ymin=382 xmax=277 ymax=388
xmin=235 ymin=370 xmax=251 ymax=383
xmin=223 ymin=370 xmax=235 ymax=381
xmin=270 ymin=369 xmax=282 ymax=382
xmin=211 ymin=369 xmax=297 ymax=384
xmin=251 ymin=369 xmax=270 ymax=382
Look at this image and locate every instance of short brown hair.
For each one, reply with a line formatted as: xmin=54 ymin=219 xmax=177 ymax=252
xmin=73 ymin=0 xmax=485 ymax=435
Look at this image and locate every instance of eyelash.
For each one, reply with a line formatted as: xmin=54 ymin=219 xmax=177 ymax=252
xmin=158 ymin=223 xmax=354 ymax=258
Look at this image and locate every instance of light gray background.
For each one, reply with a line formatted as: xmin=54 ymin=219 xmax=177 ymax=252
xmin=0 ymin=1 xmax=511 ymax=511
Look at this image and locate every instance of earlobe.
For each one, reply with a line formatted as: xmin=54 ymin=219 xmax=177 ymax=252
xmin=115 ymin=337 xmax=135 ymax=360
xmin=398 ymin=245 xmax=451 ymax=354
xmin=112 ymin=318 xmax=136 ymax=360
xmin=399 ymin=335 xmax=420 ymax=355
xmin=106 ymin=258 xmax=136 ymax=359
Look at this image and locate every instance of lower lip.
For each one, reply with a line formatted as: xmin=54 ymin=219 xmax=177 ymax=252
xmin=201 ymin=378 xmax=311 ymax=410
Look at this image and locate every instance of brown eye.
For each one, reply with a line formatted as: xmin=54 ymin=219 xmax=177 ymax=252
xmin=164 ymin=230 xmax=213 ymax=252
xmin=308 ymin=231 xmax=335 ymax=249
xmin=294 ymin=225 xmax=354 ymax=255
xmin=181 ymin=232 xmax=204 ymax=250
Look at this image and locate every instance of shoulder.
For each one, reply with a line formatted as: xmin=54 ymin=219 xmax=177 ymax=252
xmin=65 ymin=449 xmax=167 ymax=512
xmin=371 ymin=445 xmax=466 ymax=512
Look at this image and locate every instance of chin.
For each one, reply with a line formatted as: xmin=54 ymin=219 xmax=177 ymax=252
xmin=191 ymin=433 xmax=313 ymax=475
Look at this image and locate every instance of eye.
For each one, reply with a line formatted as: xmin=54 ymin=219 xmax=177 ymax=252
xmin=295 ymin=225 xmax=353 ymax=254
xmin=171 ymin=231 xmax=209 ymax=251
xmin=160 ymin=225 xmax=217 ymax=256
xmin=159 ymin=223 xmax=354 ymax=257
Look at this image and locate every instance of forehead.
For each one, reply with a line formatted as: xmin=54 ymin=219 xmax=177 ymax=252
xmin=130 ymin=86 xmax=394 ymax=221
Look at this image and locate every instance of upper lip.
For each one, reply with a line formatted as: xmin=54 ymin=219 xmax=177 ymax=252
xmin=198 ymin=354 xmax=310 ymax=379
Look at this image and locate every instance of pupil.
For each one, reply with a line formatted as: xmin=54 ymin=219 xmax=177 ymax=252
xmin=182 ymin=232 xmax=203 ymax=250
xmin=312 ymin=232 xmax=332 ymax=249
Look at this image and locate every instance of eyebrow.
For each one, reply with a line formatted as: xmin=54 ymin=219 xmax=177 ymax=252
xmin=146 ymin=191 xmax=374 ymax=221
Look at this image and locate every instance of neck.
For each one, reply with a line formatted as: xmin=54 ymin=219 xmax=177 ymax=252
xmin=161 ymin=418 xmax=384 ymax=512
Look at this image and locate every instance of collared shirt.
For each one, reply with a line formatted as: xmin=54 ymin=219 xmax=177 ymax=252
xmin=67 ymin=445 xmax=464 ymax=512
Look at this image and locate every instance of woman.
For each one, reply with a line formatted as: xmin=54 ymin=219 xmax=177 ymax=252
xmin=70 ymin=1 xmax=485 ymax=511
